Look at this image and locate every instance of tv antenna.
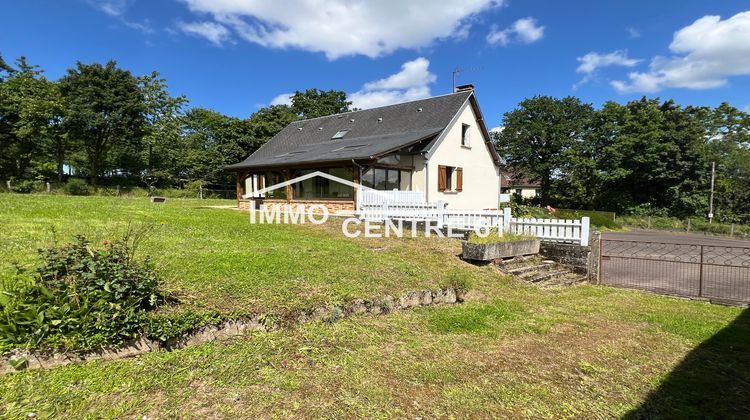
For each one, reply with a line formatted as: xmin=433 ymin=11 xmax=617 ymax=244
xmin=451 ymin=66 xmax=481 ymax=92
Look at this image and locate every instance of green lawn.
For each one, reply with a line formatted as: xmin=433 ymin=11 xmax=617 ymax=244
xmin=1 ymin=194 xmax=748 ymax=418
xmin=0 ymin=194 xmax=475 ymax=316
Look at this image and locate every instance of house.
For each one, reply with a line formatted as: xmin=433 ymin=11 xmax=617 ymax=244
xmin=226 ymin=85 xmax=502 ymax=213
xmin=501 ymin=171 xmax=540 ymax=199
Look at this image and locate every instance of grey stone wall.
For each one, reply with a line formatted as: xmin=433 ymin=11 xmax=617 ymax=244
xmin=539 ymin=241 xmax=592 ymax=275
xmin=538 ymin=233 xmax=601 ymax=280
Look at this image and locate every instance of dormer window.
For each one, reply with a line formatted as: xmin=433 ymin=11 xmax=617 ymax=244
xmin=332 ymin=129 xmax=350 ymax=139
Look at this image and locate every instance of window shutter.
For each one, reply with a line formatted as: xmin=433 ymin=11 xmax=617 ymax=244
xmin=456 ymin=168 xmax=463 ymax=192
xmin=438 ymin=165 xmax=447 ymax=192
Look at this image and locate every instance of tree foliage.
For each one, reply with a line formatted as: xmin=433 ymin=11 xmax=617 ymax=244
xmin=0 ymin=54 xmax=346 ymax=190
xmin=59 ymin=61 xmax=146 ymax=184
xmin=290 ymin=88 xmax=351 ymax=118
xmin=494 ymin=96 xmax=750 ymax=222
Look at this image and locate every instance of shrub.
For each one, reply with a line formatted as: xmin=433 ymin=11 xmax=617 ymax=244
xmin=467 ymin=230 xmax=536 ymax=244
xmin=0 ymin=230 xmax=163 ymax=352
xmin=64 ymin=179 xmax=92 ymax=196
xmin=10 ymin=180 xmax=37 ymax=194
xmin=144 ymin=312 xmax=223 ymax=343
xmin=442 ymin=268 xmax=473 ymax=291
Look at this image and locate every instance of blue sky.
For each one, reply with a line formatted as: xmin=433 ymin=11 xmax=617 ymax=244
xmin=2 ymin=0 xmax=749 ymax=128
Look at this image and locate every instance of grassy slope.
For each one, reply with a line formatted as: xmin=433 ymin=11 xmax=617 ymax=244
xmin=0 ymin=194 xmax=747 ymax=417
xmin=0 ymin=194 xmax=473 ymax=315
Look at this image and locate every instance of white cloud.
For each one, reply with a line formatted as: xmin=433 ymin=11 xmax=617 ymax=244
xmin=612 ymin=11 xmax=750 ymax=93
xmin=573 ymin=50 xmax=641 ymax=90
xmin=349 ymin=57 xmax=437 ymax=109
xmin=179 ymin=0 xmax=502 ymax=59
xmin=486 ymin=17 xmax=544 ymax=46
xmin=626 ymin=27 xmax=641 ymax=38
xmin=489 ymin=125 xmax=504 ymax=133
xmin=576 ymin=50 xmax=641 ymax=74
xmin=88 ymin=0 xmax=154 ymax=34
xmin=270 ymin=92 xmax=294 ymax=106
xmin=178 ymin=21 xmax=231 ymax=46
xmin=88 ymin=0 xmax=130 ymax=16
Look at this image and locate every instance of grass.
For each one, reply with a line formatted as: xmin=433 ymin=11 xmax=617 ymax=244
xmin=0 ymin=194 xmax=477 ymax=316
xmin=466 ymin=230 xmax=536 ymax=244
xmin=511 ymin=205 xmax=623 ymax=230
xmin=1 ymin=194 xmax=748 ymax=417
xmin=619 ymin=215 xmax=750 ymax=239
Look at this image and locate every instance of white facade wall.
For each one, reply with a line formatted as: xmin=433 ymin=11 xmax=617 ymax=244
xmin=411 ymin=100 xmax=500 ymax=209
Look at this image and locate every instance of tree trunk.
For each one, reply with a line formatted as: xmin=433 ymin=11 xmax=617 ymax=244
xmin=56 ymin=140 xmax=64 ymax=183
xmin=540 ymin=173 xmax=551 ymax=205
xmin=90 ymin=160 xmax=98 ymax=186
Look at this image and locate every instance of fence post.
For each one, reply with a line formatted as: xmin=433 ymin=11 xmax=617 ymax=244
xmin=116 ymin=185 xmax=121 ymax=196
xmin=698 ymin=245 xmax=704 ymax=297
xmin=580 ymin=217 xmax=590 ymax=246
xmin=502 ymin=207 xmax=512 ymax=234
xmin=730 ymin=224 xmax=735 ymax=238
xmin=382 ymin=202 xmax=389 ymax=221
xmin=6 ymin=180 xmax=10 ymax=190
xmin=46 ymin=182 xmax=51 ymax=193
xmin=687 ymin=218 xmax=691 ymax=232
xmin=436 ymin=200 xmax=446 ymax=228
xmin=199 ymin=185 xmax=203 ymax=200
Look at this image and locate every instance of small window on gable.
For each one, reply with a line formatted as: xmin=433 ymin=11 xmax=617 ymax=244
xmin=332 ymin=129 xmax=350 ymax=139
xmin=461 ymin=123 xmax=471 ymax=147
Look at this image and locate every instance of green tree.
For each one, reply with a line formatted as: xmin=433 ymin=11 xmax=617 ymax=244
xmin=697 ymin=103 xmax=750 ymax=222
xmin=59 ymin=61 xmax=145 ymax=185
xmin=290 ymin=89 xmax=351 ymax=119
xmin=247 ymin=104 xmax=297 ymax=141
xmin=178 ymin=108 xmax=254 ymax=184
xmin=592 ymin=98 xmax=706 ymax=215
xmin=494 ymin=96 xmax=595 ymax=204
xmin=0 ymin=57 xmax=68 ymax=181
xmin=136 ymin=71 xmax=188 ymax=184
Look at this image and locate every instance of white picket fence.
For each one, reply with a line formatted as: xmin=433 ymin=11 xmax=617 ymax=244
xmin=356 ymin=199 xmax=590 ymax=246
xmin=510 ymin=217 xmax=590 ymax=246
xmin=356 ymin=189 xmax=424 ymax=207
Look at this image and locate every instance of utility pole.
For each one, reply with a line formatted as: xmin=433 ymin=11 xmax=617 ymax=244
xmin=708 ymin=161 xmax=715 ymax=224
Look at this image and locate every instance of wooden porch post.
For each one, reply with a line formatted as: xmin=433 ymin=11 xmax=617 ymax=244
xmin=235 ymin=171 xmax=243 ymax=207
xmin=352 ymin=165 xmax=359 ymax=210
xmin=285 ymin=169 xmax=294 ymax=203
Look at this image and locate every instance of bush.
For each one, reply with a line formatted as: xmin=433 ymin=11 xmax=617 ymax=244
xmin=0 ymin=230 xmax=163 ymax=352
xmin=10 ymin=180 xmax=38 ymax=194
xmin=64 ymin=179 xmax=92 ymax=196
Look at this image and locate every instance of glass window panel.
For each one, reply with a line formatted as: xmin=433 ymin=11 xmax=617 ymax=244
xmin=373 ymin=169 xmax=387 ymax=190
xmin=361 ymin=168 xmax=374 ymax=188
xmin=264 ymin=171 xmax=286 ymax=199
xmin=386 ymin=169 xmax=399 ymax=190
xmin=293 ymin=168 xmax=353 ymax=199
xmin=328 ymin=167 xmax=353 ymax=198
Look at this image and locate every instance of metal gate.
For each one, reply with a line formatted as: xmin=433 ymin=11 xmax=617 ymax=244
xmin=599 ymin=239 xmax=750 ymax=304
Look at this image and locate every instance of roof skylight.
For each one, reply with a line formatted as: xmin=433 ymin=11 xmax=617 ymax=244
xmin=331 ymin=129 xmax=350 ymax=139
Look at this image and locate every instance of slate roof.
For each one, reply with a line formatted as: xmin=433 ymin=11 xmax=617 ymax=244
xmin=226 ymin=90 xmax=497 ymax=170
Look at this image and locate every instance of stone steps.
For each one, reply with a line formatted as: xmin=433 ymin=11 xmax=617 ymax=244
xmin=495 ymin=256 xmax=588 ymax=288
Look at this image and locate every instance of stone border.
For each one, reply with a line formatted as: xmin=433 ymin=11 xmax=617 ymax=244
xmin=1 ymin=287 xmax=465 ymax=375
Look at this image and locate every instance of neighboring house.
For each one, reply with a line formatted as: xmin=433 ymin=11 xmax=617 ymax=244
xmin=226 ymin=85 xmax=502 ymax=212
xmin=501 ymin=171 xmax=540 ymax=199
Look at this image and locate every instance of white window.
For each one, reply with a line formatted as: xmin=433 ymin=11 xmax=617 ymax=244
xmin=461 ymin=123 xmax=471 ymax=147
